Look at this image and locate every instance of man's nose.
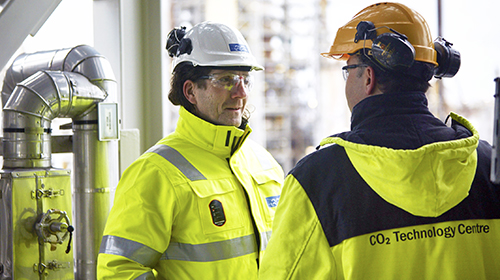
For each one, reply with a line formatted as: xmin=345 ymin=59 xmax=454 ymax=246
xmin=231 ymin=78 xmax=248 ymax=98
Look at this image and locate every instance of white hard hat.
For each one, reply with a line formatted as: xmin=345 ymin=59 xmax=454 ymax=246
xmin=167 ymin=21 xmax=264 ymax=72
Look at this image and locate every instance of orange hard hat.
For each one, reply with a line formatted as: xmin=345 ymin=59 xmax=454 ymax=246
xmin=322 ymin=2 xmax=437 ymax=66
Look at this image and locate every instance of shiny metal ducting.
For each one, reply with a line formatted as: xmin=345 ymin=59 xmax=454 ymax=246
xmin=2 ymin=45 xmax=115 ymax=107
xmin=1 ymin=45 xmax=118 ymax=279
xmin=3 ymin=70 xmax=107 ymax=168
xmin=1 ymin=45 xmax=115 ymax=168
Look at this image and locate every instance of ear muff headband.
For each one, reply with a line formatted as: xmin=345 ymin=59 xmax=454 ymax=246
xmin=355 ymin=21 xmax=416 ymax=71
xmin=354 ymin=21 xmax=461 ymax=78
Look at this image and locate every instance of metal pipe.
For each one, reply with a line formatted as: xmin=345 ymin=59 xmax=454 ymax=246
xmin=2 ymin=45 xmax=115 ymax=105
xmin=491 ymin=77 xmax=500 ymax=183
xmin=3 ymin=70 xmax=107 ymax=168
xmin=1 ymin=45 xmax=118 ymax=279
xmin=72 ymin=110 xmax=116 ymax=279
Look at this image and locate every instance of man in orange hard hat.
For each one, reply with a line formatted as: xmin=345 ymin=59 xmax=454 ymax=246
xmin=259 ymin=2 xmax=500 ymax=279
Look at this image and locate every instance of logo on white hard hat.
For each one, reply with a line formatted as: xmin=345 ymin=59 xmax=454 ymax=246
xmin=229 ymin=44 xmax=249 ymax=53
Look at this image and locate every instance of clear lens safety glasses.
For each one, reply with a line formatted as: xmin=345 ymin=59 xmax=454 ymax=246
xmin=200 ymin=73 xmax=254 ymax=91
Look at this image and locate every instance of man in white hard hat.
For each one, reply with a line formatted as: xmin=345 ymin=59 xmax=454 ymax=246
xmin=97 ymin=21 xmax=283 ymax=279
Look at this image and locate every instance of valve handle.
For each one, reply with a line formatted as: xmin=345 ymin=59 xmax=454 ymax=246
xmin=35 ymin=209 xmax=73 ymax=246
xmin=65 ymin=225 xmax=74 ymax=254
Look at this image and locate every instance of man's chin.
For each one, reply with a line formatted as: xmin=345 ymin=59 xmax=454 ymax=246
xmin=220 ymin=113 xmax=242 ymax=126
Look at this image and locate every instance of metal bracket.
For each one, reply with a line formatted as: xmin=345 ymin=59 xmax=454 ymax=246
xmin=47 ymin=260 xmax=70 ymax=270
xmin=33 ymin=262 xmax=49 ymax=276
xmin=31 ymin=188 xmax=65 ymax=200
xmin=33 ymin=260 xmax=70 ymax=276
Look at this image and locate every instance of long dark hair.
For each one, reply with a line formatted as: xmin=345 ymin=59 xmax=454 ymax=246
xmin=169 ymin=62 xmax=211 ymax=113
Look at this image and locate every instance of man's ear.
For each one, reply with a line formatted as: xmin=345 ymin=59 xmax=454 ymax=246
xmin=183 ymin=80 xmax=197 ymax=105
xmin=364 ymin=66 xmax=377 ymax=96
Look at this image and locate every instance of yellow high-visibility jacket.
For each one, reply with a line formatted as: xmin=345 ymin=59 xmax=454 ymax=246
xmin=97 ymin=107 xmax=283 ymax=279
xmin=259 ymin=92 xmax=500 ymax=280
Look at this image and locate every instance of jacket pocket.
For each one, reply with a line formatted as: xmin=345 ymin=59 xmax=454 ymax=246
xmin=190 ymin=178 xmax=246 ymax=235
xmin=250 ymin=170 xmax=283 ymax=225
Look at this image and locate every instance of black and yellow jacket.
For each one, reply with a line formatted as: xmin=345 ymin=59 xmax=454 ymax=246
xmin=259 ymin=92 xmax=500 ymax=280
xmin=98 ymin=107 xmax=283 ymax=279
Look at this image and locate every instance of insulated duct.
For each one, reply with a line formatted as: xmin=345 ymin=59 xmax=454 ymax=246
xmin=1 ymin=45 xmax=119 ymax=279
xmin=3 ymin=70 xmax=107 ymax=167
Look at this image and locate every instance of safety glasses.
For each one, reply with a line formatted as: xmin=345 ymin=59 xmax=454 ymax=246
xmin=199 ymin=73 xmax=254 ymax=91
xmin=342 ymin=64 xmax=368 ymax=81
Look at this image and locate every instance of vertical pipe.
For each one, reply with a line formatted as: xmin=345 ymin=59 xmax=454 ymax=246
xmin=72 ymin=113 xmax=99 ymax=279
xmin=437 ymin=0 xmax=442 ymax=36
xmin=491 ymin=77 xmax=500 ymax=183
xmin=72 ymin=110 xmax=115 ymax=280
xmin=436 ymin=0 xmax=445 ymax=119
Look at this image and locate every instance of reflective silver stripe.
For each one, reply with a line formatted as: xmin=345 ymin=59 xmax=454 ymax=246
xmin=260 ymin=231 xmax=272 ymax=251
xmin=161 ymin=234 xmax=257 ymax=262
xmin=146 ymin=144 xmax=206 ymax=181
xmin=135 ymin=271 xmax=155 ymax=280
xmin=250 ymin=144 xmax=274 ymax=170
xmin=99 ymin=235 xmax=162 ymax=267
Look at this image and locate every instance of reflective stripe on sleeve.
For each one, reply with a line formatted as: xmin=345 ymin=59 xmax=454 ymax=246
xmin=260 ymin=231 xmax=272 ymax=251
xmin=161 ymin=234 xmax=257 ymax=262
xmin=99 ymin=235 xmax=162 ymax=267
xmin=146 ymin=144 xmax=206 ymax=181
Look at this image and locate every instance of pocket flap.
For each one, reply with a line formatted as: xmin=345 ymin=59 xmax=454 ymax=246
xmin=189 ymin=178 xmax=236 ymax=198
xmin=250 ymin=170 xmax=284 ymax=185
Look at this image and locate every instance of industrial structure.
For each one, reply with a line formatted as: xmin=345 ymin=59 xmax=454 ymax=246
xmin=0 ymin=1 xmax=120 ymax=279
xmin=0 ymin=1 xmax=332 ymax=278
xmin=0 ymin=0 xmax=492 ymax=279
xmin=1 ymin=44 xmax=119 ymax=279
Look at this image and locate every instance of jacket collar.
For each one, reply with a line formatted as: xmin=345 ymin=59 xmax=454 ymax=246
xmin=350 ymin=91 xmax=430 ymax=129
xmin=320 ymin=111 xmax=479 ymax=217
xmin=175 ymin=106 xmax=252 ymax=158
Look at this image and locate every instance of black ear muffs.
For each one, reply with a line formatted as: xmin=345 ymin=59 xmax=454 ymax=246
xmin=177 ymin=38 xmax=193 ymax=56
xmin=355 ymin=21 xmax=415 ymax=71
xmin=166 ymin=26 xmax=187 ymax=57
xmin=434 ymin=37 xmax=460 ymax=78
xmin=371 ymin=33 xmax=415 ymax=71
xmin=354 ymin=21 xmax=461 ymax=79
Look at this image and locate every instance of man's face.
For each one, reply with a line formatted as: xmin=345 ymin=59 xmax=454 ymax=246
xmin=187 ymin=69 xmax=251 ymax=127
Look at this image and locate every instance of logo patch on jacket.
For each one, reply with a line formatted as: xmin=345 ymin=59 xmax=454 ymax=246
xmin=209 ymin=200 xmax=226 ymax=226
xmin=266 ymin=195 xmax=280 ymax=208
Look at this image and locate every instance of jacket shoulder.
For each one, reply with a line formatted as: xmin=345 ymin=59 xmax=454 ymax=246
xmin=241 ymin=139 xmax=284 ymax=175
xmin=291 ymin=144 xmax=349 ymax=180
